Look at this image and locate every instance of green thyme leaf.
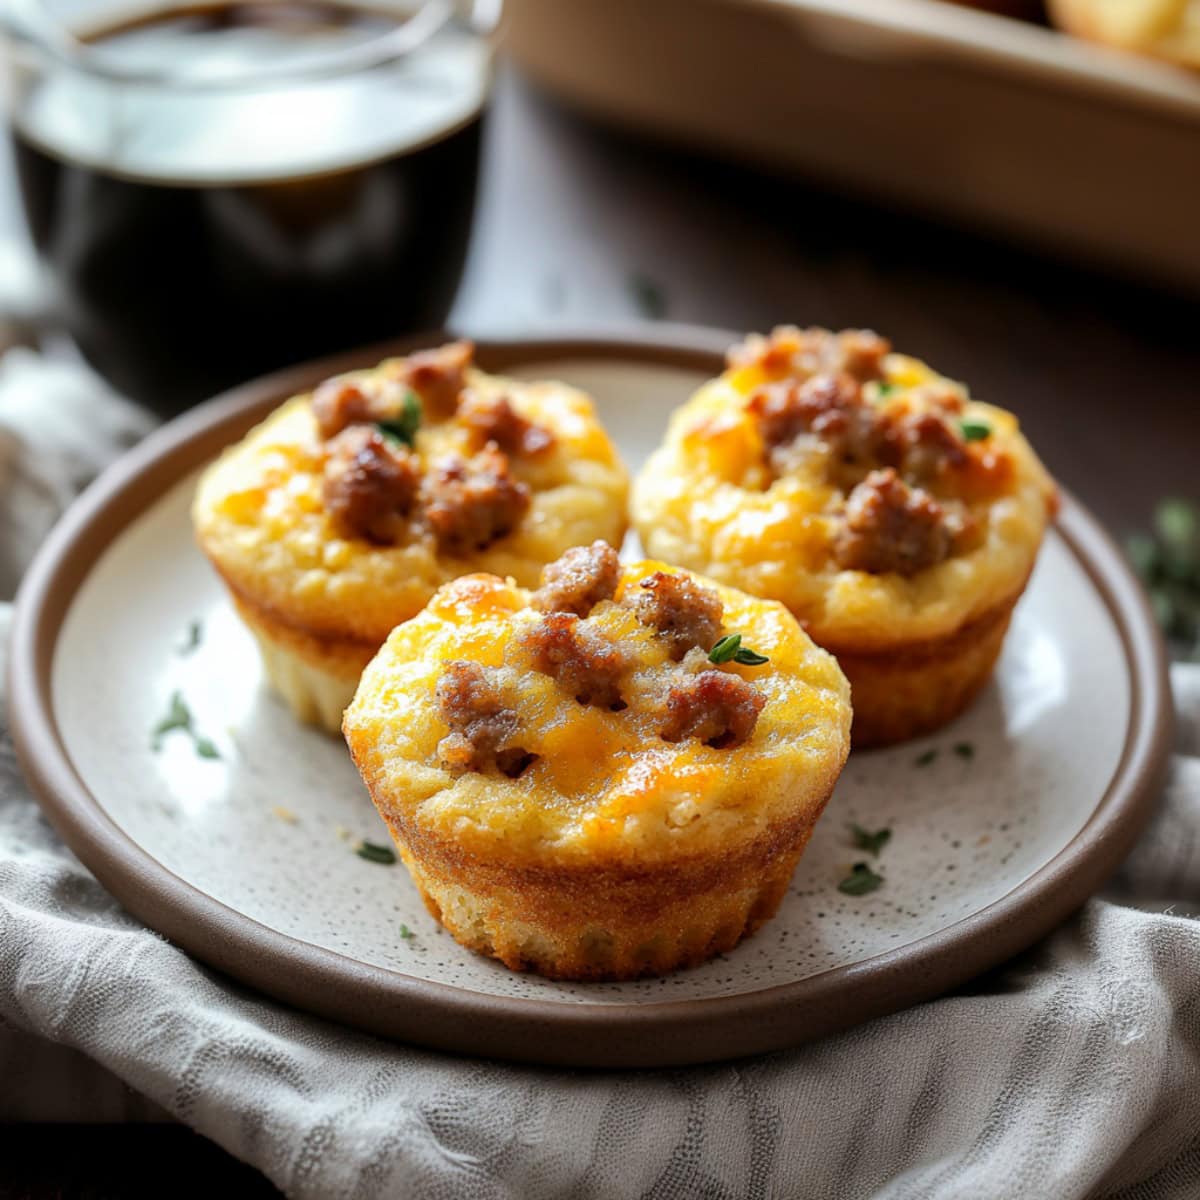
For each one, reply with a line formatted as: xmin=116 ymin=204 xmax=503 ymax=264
xmin=708 ymin=634 xmax=742 ymax=664
xmin=849 ymin=823 xmax=891 ymax=856
xmin=709 ymin=634 xmax=770 ymax=667
xmin=838 ymin=862 xmax=884 ymax=896
xmin=178 ymin=619 xmax=203 ymax=656
xmin=151 ymin=691 xmax=192 ymax=751
xmin=356 ymin=841 xmax=397 ymax=865
xmin=959 ymin=419 xmax=992 ymax=443
xmin=151 ymin=691 xmax=220 ymax=759
xmin=914 ymin=748 xmax=938 ymax=767
xmin=399 ymin=924 xmax=415 ymax=940
xmin=733 ymin=647 xmax=769 ymax=666
xmin=376 ymin=389 xmax=422 ymax=448
xmin=629 ymin=273 xmax=667 ymax=320
xmin=954 ymin=741 xmax=975 ymax=760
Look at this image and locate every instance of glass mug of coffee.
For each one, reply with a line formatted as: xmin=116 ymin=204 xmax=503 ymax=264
xmin=1 ymin=0 xmax=496 ymax=409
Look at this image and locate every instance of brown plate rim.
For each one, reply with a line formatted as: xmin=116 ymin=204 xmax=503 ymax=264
xmin=8 ymin=326 xmax=1173 ymax=1069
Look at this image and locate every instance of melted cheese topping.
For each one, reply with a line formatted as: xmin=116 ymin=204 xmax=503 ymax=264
xmin=343 ymin=563 xmax=851 ymax=866
xmin=194 ymin=366 xmax=629 ymax=644
xmin=632 ymin=353 xmax=1057 ymax=649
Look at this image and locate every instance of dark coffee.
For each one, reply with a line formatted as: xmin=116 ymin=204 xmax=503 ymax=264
xmin=10 ymin=3 xmax=488 ymax=409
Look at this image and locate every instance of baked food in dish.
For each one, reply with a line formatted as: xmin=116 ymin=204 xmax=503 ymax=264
xmin=1048 ymin=0 xmax=1200 ymax=69
xmin=631 ymin=327 xmax=1057 ymax=746
xmin=194 ymin=343 xmax=629 ymax=733
xmin=343 ymin=543 xmax=851 ymax=980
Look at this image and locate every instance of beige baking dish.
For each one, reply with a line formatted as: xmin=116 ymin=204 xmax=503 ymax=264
xmin=505 ymin=0 xmax=1200 ymax=291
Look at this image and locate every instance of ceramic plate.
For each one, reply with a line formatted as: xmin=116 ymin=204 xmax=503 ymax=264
xmin=10 ymin=330 xmax=1171 ymax=1067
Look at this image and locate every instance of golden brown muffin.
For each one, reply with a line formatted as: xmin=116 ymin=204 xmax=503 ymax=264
xmin=631 ymin=327 xmax=1058 ymax=746
xmin=1049 ymin=0 xmax=1200 ymax=68
xmin=194 ymin=343 xmax=629 ymax=732
xmin=343 ymin=544 xmax=852 ymax=980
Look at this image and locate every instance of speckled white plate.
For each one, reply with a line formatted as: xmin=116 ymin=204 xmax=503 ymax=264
xmin=10 ymin=330 xmax=1171 ymax=1067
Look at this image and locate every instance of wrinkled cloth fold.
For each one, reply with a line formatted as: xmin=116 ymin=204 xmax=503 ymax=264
xmin=3 ymin=353 xmax=1200 ymax=1199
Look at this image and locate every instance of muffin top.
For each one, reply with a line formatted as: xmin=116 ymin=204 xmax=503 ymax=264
xmin=632 ymin=327 xmax=1057 ymax=649
xmin=343 ymin=544 xmax=851 ymax=867
xmin=194 ymin=343 xmax=629 ymax=645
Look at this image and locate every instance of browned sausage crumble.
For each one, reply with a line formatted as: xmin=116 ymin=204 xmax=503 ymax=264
xmin=834 ymin=468 xmax=959 ymax=575
xmin=312 ymin=374 xmax=421 ymax=442
xmin=659 ymin=669 xmax=766 ymax=749
xmin=422 ymin=446 xmax=532 ymax=555
xmin=520 ymin=612 xmax=628 ymax=710
xmin=728 ymin=326 xmax=890 ymax=384
xmin=392 ymin=340 xmax=474 ymax=416
xmin=735 ymin=327 xmax=987 ymax=576
xmin=436 ymin=660 xmax=535 ymax=776
xmin=322 ymin=426 xmax=420 ymax=544
xmin=311 ymin=343 xmax=557 ymax=549
xmin=635 ymin=571 xmax=725 ymax=661
xmin=748 ymin=373 xmax=878 ymax=477
xmin=312 ymin=378 xmax=372 ymax=441
xmin=457 ymin=390 xmax=555 ymax=457
xmin=531 ymin=540 xmax=621 ymax=617
xmin=750 ymin=373 xmax=969 ymax=485
xmin=435 ymin=553 xmax=768 ymax=768
xmin=873 ymin=407 xmax=967 ymax=483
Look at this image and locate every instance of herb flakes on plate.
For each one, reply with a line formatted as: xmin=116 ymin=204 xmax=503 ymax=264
xmin=838 ymin=862 xmax=885 ymax=896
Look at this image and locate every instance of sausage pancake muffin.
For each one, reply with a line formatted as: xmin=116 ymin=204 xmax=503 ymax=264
xmin=343 ymin=543 xmax=852 ymax=980
xmin=194 ymin=343 xmax=629 ymax=733
xmin=631 ymin=327 xmax=1058 ymax=746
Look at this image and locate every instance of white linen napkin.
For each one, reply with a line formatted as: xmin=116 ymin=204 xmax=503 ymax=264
xmin=2 ymin=350 xmax=1199 ymax=1199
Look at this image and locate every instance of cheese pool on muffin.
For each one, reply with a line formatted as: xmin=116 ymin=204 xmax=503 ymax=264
xmin=631 ymin=327 xmax=1057 ymax=746
xmin=194 ymin=343 xmax=629 ymax=732
xmin=343 ymin=542 xmax=851 ymax=981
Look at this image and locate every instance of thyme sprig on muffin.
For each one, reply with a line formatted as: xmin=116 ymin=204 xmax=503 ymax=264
xmin=375 ymin=388 xmax=422 ymax=447
xmin=708 ymin=634 xmax=770 ymax=666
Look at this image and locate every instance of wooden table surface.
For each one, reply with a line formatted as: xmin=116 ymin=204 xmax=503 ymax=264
xmin=4 ymin=63 xmax=1197 ymax=1198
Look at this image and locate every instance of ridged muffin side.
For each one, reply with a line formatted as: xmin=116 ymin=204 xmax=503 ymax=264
xmin=386 ymin=807 xmax=826 ymax=980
